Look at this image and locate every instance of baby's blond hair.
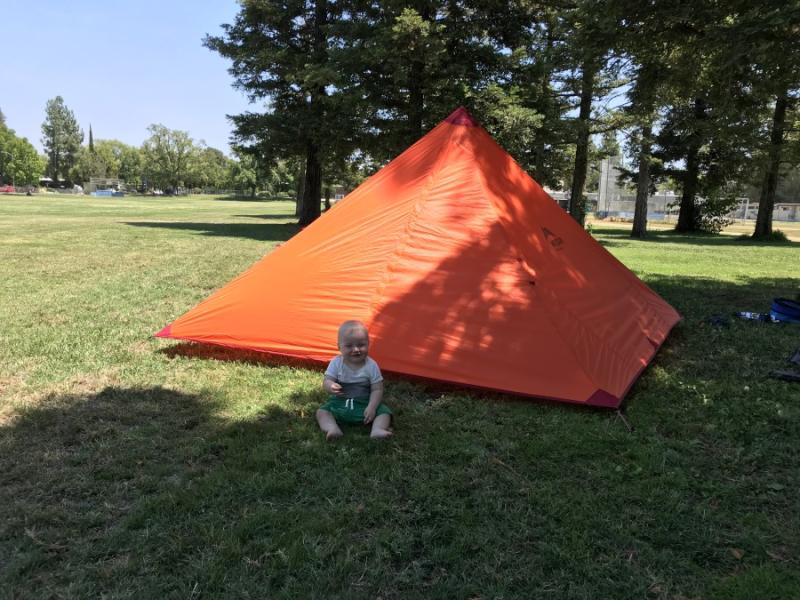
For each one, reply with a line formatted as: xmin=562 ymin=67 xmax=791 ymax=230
xmin=338 ymin=320 xmax=368 ymax=345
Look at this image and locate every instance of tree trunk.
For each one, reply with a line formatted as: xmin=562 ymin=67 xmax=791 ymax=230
xmin=297 ymin=0 xmax=326 ymax=226
xmin=631 ymin=123 xmax=653 ymax=238
xmin=533 ymin=28 xmax=553 ymax=183
xmin=408 ymin=63 xmax=424 ymax=141
xmin=299 ymin=143 xmax=322 ymax=227
xmin=675 ymin=97 xmax=706 ymax=232
xmin=406 ymin=5 xmax=430 ymax=142
xmin=569 ymin=60 xmax=596 ymax=226
xmin=324 ymin=185 xmax=331 ymax=210
xmin=295 ymin=162 xmax=306 ymax=217
xmin=753 ymin=89 xmax=789 ymax=238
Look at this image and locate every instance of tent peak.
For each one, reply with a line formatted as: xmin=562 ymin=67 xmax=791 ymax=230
xmin=444 ymin=106 xmax=479 ymax=127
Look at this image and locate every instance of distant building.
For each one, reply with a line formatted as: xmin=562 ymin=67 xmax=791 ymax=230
xmin=87 ymin=177 xmax=122 ymax=193
xmin=597 ymin=156 xmax=625 ymax=214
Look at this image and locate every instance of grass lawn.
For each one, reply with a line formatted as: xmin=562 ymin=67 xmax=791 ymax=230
xmin=1 ymin=194 xmax=798 ymax=599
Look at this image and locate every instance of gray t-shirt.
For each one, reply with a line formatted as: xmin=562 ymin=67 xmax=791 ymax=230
xmin=325 ymin=355 xmax=383 ymax=399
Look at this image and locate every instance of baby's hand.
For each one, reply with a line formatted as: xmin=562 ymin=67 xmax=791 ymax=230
xmin=329 ymin=382 xmax=344 ymax=396
xmin=363 ymin=405 xmax=376 ymax=424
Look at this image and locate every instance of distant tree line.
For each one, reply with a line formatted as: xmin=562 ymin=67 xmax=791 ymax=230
xmin=204 ymin=0 xmax=800 ymax=238
xmin=0 ymin=98 xmax=299 ymax=198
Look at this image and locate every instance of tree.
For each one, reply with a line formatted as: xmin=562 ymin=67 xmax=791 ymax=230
xmin=70 ymin=146 xmax=108 ymax=183
xmin=228 ymin=152 xmax=260 ymax=198
xmin=206 ymin=0 xmax=351 ymax=225
xmin=141 ymin=124 xmax=196 ymax=191
xmin=557 ymin=3 xmax=625 ymax=226
xmin=339 ymin=1 xmax=501 ymax=164
xmin=612 ymin=0 xmax=676 ymax=238
xmin=480 ymin=4 xmax=573 ymax=189
xmin=188 ymin=145 xmax=231 ymax=191
xmin=0 ymin=122 xmax=46 ymax=186
xmin=41 ymin=96 xmax=83 ymax=181
xmin=637 ymin=2 xmax=764 ymax=233
xmin=118 ymin=144 xmax=144 ymax=187
xmin=71 ymin=139 xmax=144 ymax=186
xmin=93 ymin=140 xmax=125 ymax=177
xmin=742 ymin=1 xmax=800 ymax=238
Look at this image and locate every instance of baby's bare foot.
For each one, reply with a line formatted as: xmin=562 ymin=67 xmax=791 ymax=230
xmin=370 ymin=428 xmax=393 ymax=439
xmin=326 ymin=429 xmax=343 ymax=441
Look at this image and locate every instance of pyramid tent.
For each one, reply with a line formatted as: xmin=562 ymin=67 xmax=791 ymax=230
xmin=156 ymin=107 xmax=680 ymax=408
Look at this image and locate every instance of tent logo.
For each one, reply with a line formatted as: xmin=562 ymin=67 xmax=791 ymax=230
xmin=541 ymin=227 xmax=564 ymax=249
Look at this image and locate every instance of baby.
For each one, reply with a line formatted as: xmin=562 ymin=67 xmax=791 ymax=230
xmin=316 ymin=320 xmax=393 ymax=440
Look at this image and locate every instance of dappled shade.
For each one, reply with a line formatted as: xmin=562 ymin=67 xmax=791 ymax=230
xmin=156 ymin=108 xmax=680 ymax=407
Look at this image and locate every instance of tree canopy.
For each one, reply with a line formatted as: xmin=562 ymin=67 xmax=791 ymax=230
xmin=202 ymin=0 xmax=800 ymax=234
xmin=41 ymin=96 xmax=83 ymax=182
xmin=0 ymin=120 xmax=45 ymax=186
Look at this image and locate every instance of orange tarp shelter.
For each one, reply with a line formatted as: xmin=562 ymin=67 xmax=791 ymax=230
xmin=157 ymin=107 xmax=680 ymax=407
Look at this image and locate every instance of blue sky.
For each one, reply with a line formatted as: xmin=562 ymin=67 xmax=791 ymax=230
xmin=2 ymin=1 xmax=252 ymax=155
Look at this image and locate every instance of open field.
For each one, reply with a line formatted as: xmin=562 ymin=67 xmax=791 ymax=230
xmin=1 ymin=194 xmax=798 ymax=598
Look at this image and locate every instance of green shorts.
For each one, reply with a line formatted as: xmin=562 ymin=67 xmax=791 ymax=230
xmin=319 ymin=395 xmax=392 ymax=425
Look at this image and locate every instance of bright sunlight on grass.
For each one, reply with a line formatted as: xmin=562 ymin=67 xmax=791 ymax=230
xmin=1 ymin=194 xmax=798 ymax=598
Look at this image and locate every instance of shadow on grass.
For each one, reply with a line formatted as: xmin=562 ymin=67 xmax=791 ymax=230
xmin=2 ymin=369 xmax=798 ymax=597
xmin=0 ymin=384 xmax=316 ymax=597
xmin=233 ymin=214 xmax=298 ymax=221
xmin=160 ymin=342 xmax=325 ymax=373
xmin=595 ymin=238 xmax=626 ymax=248
xmin=642 ymin=273 xmax=798 ymax=319
xmin=595 ymin=227 xmax=799 ymax=247
xmin=0 ymin=386 xmax=221 ymax=593
xmin=214 ymin=195 xmax=294 ymax=203
xmin=124 ymin=221 xmax=300 ymax=242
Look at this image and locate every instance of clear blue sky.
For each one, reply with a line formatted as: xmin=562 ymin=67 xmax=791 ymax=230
xmin=2 ymin=1 xmax=252 ymax=155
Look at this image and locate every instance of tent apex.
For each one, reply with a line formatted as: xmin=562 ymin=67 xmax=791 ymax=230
xmin=444 ymin=106 xmax=480 ymax=127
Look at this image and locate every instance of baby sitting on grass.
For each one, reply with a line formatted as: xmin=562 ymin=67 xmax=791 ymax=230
xmin=316 ymin=320 xmax=393 ymax=440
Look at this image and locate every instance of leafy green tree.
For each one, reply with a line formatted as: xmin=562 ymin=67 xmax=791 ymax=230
xmin=141 ymin=124 xmax=196 ymax=191
xmin=227 ymin=152 xmax=260 ymax=198
xmin=553 ymin=2 xmax=626 ymax=226
xmin=340 ymin=1 xmax=499 ymax=163
xmin=188 ymin=145 xmax=231 ymax=191
xmin=611 ymin=0 xmax=678 ymax=238
xmin=640 ymin=2 xmax=764 ymax=233
xmin=70 ymin=146 xmax=108 ymax=183
xmin=736 ymin=1 xmax=800 ymax=238
xmin=71 ymin=139 xmax=145 ymax=186
xmin=0 ymin=123 xmax=45 ymax=186
xmin=469 ymin=83 xmax=545 ymax=175
xmin=267 ymin=159 xmax=298 ymax=198
xmin=482 ymin=3 xmax=574 ymax=190
xmin=206 ymin=0 xmax=352 ymax=225
xmin=41 ymin=96 xmax=83 ymax=181
xmin=118 ymin=144 xmax=144 ymax=187
xmin=93 ymin=140 xmax=127 ymax=177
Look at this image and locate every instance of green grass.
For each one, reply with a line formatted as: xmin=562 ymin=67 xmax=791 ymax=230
xmin=1 ymin=194 xmax=798 ymax=599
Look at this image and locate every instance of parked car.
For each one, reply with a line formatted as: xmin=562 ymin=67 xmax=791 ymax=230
xmin=0 ymin=185 xmax=16 ymax=193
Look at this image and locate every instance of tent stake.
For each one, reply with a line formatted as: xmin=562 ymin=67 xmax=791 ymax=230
xmin=615 ymin=409 xmax=634 ymax=433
